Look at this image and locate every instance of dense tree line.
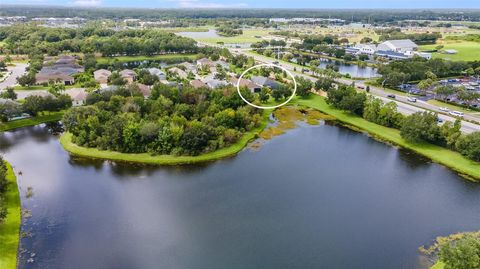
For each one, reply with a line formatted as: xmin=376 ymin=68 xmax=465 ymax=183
xmin=63 ymin=84 xmax=263 ymax=156
xmin=0 ymin=94 xmax=72 ymax=121
xmin=217 ymin=25 xmax=243 ymax=37
xmin=376 ymin=28 xmax=441 ymax=44
xmin=325 ymin=84 xmax=480 ymax=162
xmin=0 ymin=25 xmax=197 ymax=56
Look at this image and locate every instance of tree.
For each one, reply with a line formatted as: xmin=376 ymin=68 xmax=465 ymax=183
xmin=458 ymin=91 xmax=480 ymax=107
xmin=259 ymin=87 xmax=270 ymax=103
xmin=295 ymin=76 xmax=313 ymax=97
xmin=17 ymin=72 xmax=36 ymax=87
xmin=327 ymin=85 xmax=366 ymax=116
xmin=455 ymin=132 xmax=480 ymax=162
xmin=315 ymin=77 xmax=334 ymax=92
xmin=400 ymin=111 xmax=443 ymax=144
xmin=48 ymin=83 xmax=66 ymax=96
xmin=440 ymin=236 xmax=480 ymax=269
xmin=434 ymin=85 xmax=456 ymax=101
xmin=0 ymin=87 xmax=17 ymax=100
xmin=417 ymin=78 xmax=436 ymax=95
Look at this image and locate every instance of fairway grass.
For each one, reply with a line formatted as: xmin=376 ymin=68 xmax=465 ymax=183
xmin=295 ymin=95 xmax=480 ymax=181
xmin=0 ymin=162 xmax=21 ymax=269
xmin=420 ymin=41 xmax=480 ymax=61
xmin=195 ymin=29 xmax=271 ymax=44
xmin=60 ymin=110 xmax=271 ymax=165
xmin=0 ymin=111 xmax=64 ymax=132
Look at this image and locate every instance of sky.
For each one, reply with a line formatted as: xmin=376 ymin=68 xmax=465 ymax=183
xmin=5 ymin=0 xmax=480 ymax=9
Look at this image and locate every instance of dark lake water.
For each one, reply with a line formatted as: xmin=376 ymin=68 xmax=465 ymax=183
xmin=318 ymin=58 xmax=379 ymax=78
xmin=1 ymin=121 xmax=480 ymax=269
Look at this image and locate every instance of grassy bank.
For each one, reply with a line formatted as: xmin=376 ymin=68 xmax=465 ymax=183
xmin=0 ymin=162 xmax=21 ymax=269
xmin=60 ymin=110 xmax=271 ymax=165
xmin=0 ymin=111 xmax=64 ymax=132
xmin=430 ymin=261 xmax=445 ymax=269
xmin=420 ymin=41 xmax=480 ymax=61
xmin=295 ymin=95 xmax=480 ymax=181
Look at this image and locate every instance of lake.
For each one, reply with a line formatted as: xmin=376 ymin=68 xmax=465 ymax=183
xmin=317 ymin=58 xmax=379 ymax=78
xmin=1 ymin=121 xmax=480 ymax=269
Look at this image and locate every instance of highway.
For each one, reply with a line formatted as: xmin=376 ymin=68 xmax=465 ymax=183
xmin=229 ymin=48 xmax=480 ymax=134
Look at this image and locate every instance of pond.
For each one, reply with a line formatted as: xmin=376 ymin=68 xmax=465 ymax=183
xmin=317 ymin=58 xmax=379 ymax=78
xmin=1 ymin=121 xmax=480 ymax=269
xmin=177 ymin=29 xmax=220 ymax=39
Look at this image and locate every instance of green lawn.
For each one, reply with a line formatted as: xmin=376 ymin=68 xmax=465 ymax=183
xmin=60 ymin=110 xmax=271 ymax=165
xmin=295 ymin=95 xmax=480 ymax=181
xmin=0 ymin=111 xmax=64 ymax=132
xmin=420 ymin=41 xmax=480 ymax=61
xmin=96 ymin=54 xmax=197 ymax=64
xmin=195 ymin=29 xmax=272 ymax=44
xmin=0 ymin=162 xmax=21 ymax=269
xmin=430 ymin=261 xmax=445 ymax=269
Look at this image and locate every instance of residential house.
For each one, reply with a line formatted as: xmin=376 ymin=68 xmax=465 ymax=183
xmin=120 ymin=69 xmax=137 ymax=83
xmin=136 ymin=83 xmax=151 ymax=98
xmin=205 ymin=79 xmax=228 ymax=89
xmin=377 ymin=39 xmax=418 ymax=53
xmin=251 ymin=76 xmax=280 ymax=90
xmin=214 ymin=60 xmax=230 ymax=70
xmin=66 ymin=88 xmax=88 ymax=106
xmin=196 ymin=58 xmax=214 ymax=68
xmin=35 ymin=72 xmax=75 ymax=85
xmin=181 ymin=62 xmax=197 ymax=73
xmin=94 ymin=69 xmax=112 ymax=84
xmin=146 ymin=68 xmax=166 ymax=80
xmin=190 ymin=79 xmax=208 ymax=89
xmin=230 ymin=76 xmax=261 ymax=93
xmin=169 ymin=67 xmax=188 ymax=79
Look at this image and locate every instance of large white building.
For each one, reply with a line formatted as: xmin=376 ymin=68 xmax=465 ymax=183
xmin=376 ymin=39 xmax=418 ymax=53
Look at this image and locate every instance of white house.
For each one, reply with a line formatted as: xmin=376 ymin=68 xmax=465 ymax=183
xmin=66 ymin=88 xmax=88 ymax=106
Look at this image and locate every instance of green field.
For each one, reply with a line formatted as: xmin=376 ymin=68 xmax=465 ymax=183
xmin=195 ymin=29 xmax=272 ymax=44
xmin=0 ymin=111 xmax=64 ymax=132
xmin=0 ymin=162 xmax=21 ymax=269
xmin=420 ymin=41 xmax=480 ymax=61
xmin=295 ymin=95 xmax=480 ymax=181
xmin=430 ymin=261 xmax=444 ymax=269
xmin=60 ymin=109 xmax=271 ymax=165
xmin=97 ymin=54 xmax=197 ymax=64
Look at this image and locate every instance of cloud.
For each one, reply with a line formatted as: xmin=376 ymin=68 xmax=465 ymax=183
xmin=174 ymin=0 xmax=247 ymax=8
xmin=72 ymin=0 xmax=102 ymax=6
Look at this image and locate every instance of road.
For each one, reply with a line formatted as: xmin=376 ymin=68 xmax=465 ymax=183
xmin=230 ymin=49 xmax=480 ymax=133
xmin=0 ymin=63 xmax=28 ymax=90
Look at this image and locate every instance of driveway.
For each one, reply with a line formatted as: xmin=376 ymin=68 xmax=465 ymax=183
xmin=0 ymin=63 xmax=28 ymax=90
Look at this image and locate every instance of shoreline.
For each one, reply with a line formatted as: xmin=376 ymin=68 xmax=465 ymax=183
xmin=296 ymin=95 xmax=480 ymax=181
xmin=60 ymin=109 xmax=271 ymax=165
xmin=0 ymin=162 xmax=21 ymax=269
xmin=0 ymin=112 xmax=64 ymax=132
xmin=56 ymin=95 xmax=480 ymax=180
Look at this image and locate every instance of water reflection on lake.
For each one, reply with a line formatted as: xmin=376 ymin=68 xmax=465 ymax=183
xmin=1 ymin=122 xmax=480 ymax=269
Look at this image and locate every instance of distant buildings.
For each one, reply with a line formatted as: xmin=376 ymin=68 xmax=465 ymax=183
xmin=350 ymin=39 xmax=431 ymax=60
xmin=119 ymin=69 xmax=137 ymax=83
xmin=146 ymin=68 xmax=166 ymax=80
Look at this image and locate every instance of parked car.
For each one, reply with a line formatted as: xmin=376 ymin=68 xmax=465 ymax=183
xmin=439 ymin=107 xmax=450 ymax=112
xmin=387 ymin=94 xmax=396 ymax=99
xmin=407 ymin=97 xmax=417 ymax=102
xmin=437 ymin=117 xmax=444 ymax=123
xmin=449 ymin=111 xmax=464 ymax=118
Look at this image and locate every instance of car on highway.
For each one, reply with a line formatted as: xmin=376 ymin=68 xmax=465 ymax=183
xmin=449 ymin=111 xmax=464 ymax=118
xmin=407 ymin=97 xmax=417 ymax=102
xmin=387 ymin=94 xmax=396 ymax=99
xmin=439 ymin=107 xmax=450 ymax=112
